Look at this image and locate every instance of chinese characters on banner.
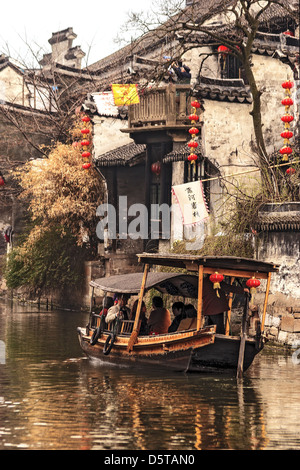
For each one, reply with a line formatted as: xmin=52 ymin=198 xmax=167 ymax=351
xmin=172 ymin=180 xmax=209 ymax=225
xmin=92 ymin=92 xmax=119 ymax=117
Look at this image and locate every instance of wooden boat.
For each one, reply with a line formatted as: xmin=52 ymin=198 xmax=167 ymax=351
xmin=77 ymin=253 xmax=279 ymax=376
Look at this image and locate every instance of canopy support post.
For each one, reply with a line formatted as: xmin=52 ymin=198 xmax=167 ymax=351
xmin=225 ymin=276 xmax=235 ymax=335
xmin=197 ymin=265 xmax=204 ymax=331
xmin=127 ymin=264 xmax=149 ymax=352
xmin=237 ymin=293 xmax=250 ymax=379
xmin=261 ymin=272 xmax=271 ymax=334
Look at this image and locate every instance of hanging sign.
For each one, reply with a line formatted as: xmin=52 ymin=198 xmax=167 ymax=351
xmin=172 ymin=180 xmax=209 ymax=226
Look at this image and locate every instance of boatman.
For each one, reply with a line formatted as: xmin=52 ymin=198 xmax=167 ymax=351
xmin=202 ymin=277 xmax=249 ymax=334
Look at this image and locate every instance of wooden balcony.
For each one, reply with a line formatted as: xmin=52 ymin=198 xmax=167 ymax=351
xmin=126 ymin=84 xmax=202 ymax=138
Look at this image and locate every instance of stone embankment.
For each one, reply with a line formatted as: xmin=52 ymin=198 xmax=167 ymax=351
xmin=264 ymin=304 xmax=300 ymax=348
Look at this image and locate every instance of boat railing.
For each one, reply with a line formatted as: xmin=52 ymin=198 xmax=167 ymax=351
xmin=90 ymin=313 xmax=134 ymax=336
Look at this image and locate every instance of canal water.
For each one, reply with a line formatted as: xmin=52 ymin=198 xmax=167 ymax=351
xmin=1 ymin=298 xmax=300 ymax=451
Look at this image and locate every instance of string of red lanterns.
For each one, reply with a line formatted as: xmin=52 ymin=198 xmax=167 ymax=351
xmin=80 ymin=115 xmax=92 ymax=170
xmin=187 ymin=100 xmax=200 ymax=165
xmin=280 ymin=80 xmax=294 ymax=171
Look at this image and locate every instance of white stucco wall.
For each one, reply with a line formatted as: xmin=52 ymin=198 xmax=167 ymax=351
xmin=92 ymin=116 xmax=134 ymax=156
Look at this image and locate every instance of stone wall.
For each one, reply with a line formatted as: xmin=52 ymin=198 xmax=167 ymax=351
xmin=264 ymin=303 xmax=300 ymax=348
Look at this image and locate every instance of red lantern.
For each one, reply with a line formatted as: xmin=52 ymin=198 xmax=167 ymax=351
xmin=189 ymin=114 xmax=199 ymax=122
xmin=246 ymin=277 xmax=260 ymax=301
xmin=191 ymin=100 xmax=201 ymax=109
xmin=279 ymin=146 xmax=293 ymax=155
xmin=81 ymin=140 xmax=90 ymax=147
xmin=281 ymin=114 xmax=294 ymax=123
xmin=209 ymin=272 xmax=224 ymax=297
xmin=281 ymin=130 xmax=293 ymax=139
xmin=82 ymin=151 xmax=91 ymax=158
xmin=188 ymin=153 xmax=198 ymax=162
xmin=282 ymin=80 xmax=294 ymax=89
xmin=82 ymin=163 xmax=91 ymax=169
xmin=188 ymin=141 xmax=198 ymax=149
xmin=189 ymin=127 xmax=199 ymax=135
xmin=151 ymin=161 xmax=161 ymax=176
xmin=81 ymin=116 xmax=91 ymax=122
xmin=283 ymin=30 xmax=294 ymax=36
xmin=81 ymin=128 xmax=90 ymax=134
xmin=218 ymin=45 xmax=229 ymax=54
xmin=286 ymin=167 xmax=296 ymax=175
xmin=281 ymin=97 xmax=293 ymax=106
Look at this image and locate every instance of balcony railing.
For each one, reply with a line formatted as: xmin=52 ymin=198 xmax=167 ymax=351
xmin=127 ymin=84 xmax=202 ymax=132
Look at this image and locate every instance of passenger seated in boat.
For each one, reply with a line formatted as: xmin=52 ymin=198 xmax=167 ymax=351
xmin=177 ymin=304 xmax=197 ymax=331
xmin=130 ymin=300 xmax=149 ymax=335
xmin=202 ymin=276 xmax=249 ymax=334
xmin=168 ymin=302 xmax=185 ymax=332
xmin=99 ymin=296 xmax=114 ymax=317
xmin=147 ymin=296 xmax=171 ymax=335
xmin=105 ymin=294 xmax=130 ymax=324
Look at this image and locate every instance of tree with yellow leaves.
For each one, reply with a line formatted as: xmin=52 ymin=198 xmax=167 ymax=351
xmin=5 ymin=114 xmax=105 ymax=299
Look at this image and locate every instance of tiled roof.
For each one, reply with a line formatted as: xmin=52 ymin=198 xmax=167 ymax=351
xmin=194 ymin=77 xmax=252 ymax=103
xmin=163 ymin=143 xmax=203 ymax=163
xmin=255 ymin=203 xmax=300 ymax=231
xmin=94 ymin=142 xmax=146 ymax=167
xmin=48 ymin=28 xmax=77 ymax=45
xmin=255 ymin=212 xmax=300 ymax=231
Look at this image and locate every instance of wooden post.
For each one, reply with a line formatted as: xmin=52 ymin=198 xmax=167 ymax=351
xmin=127 ymin=264 xmax=149 ymax=352
xmin=237 ymin=293 xmax=250 ymax=379
xmin=261 ymin=272 xmax=271 ymax=333
xmin=225 ymin=276 xmax=235 ymax=335
xmin=197 ymin=265 xmax=204 ymax=330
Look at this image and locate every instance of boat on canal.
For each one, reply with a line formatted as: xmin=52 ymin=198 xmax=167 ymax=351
xmin=77 ymin=253 xmax=279 ymax=376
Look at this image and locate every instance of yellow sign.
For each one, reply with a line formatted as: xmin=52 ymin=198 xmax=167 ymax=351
xmin=111 ymin=84 xmax=140 ymax=106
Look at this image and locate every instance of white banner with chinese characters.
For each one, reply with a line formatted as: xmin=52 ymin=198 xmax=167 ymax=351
xmin=92 ymin=92 xmax=119 ymax=117
xmin=172 ymin=180 xmax=209 ymax=226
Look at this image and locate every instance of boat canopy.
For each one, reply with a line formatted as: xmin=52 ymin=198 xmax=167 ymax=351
xmin=90 ymin=272 xmax=199 ymax=298
xmin=137 ymin=253 xmax=279 ymax=275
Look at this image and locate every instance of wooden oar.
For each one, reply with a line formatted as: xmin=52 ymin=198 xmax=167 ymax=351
xmin=236 ymin=293 xmax=250 ymax=379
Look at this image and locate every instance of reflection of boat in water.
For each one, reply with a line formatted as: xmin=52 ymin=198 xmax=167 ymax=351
xmin=77 ymin=253 xmax=278 ymax=376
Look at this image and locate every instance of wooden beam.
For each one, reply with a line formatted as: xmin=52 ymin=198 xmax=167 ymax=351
xmin=203 ymin=267 xmax=269 ymax=280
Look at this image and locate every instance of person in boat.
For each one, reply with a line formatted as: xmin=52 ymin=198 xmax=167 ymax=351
xmin=168 ymin=301 xmax=185 ymax=333
xmin=177 ymin=304 xmax=197 ymax=331
xmin=147 ymin=296 xmax=171 ymax=335
xmin=202 ymin=276 xmax=248 ymax=334
xmin=105 ymin=294 xmax=130 ymax=324
xmin=99 ymin=296 xmax=114 ymax=317
xmin=130 ymin=300 xmax=149 ymax=335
